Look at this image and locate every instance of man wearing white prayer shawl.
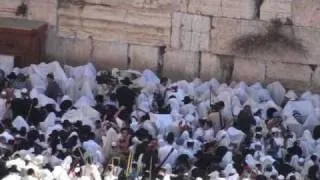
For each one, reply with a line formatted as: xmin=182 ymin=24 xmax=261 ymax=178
xmin=216 ymin=130 xmax=230 ymax=147
xmin=83 ymin=139 xmax=105 ymax=164
xmin=300 ymin=130 xmax=316 ymax=157
xmin=158 ymin=133 xmax=178 ymax=168
xmin=102 ymin=124 xmax=118 ymax=163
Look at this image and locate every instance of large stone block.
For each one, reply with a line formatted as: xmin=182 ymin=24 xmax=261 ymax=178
xmin=266 ymin=62 xmax=312 ymax=90
xmin=211 ymin=17 xmax=320 ymax=65
xmin=311 ymin=67 xmax=320 ymax=91
xmin=200 ymin=53 xmax=222 ymax=81
xmin=58 ymin=5 xmax=171 ymax=46
xmin=0 ymin=0 xmax=21 ymax=17
xmin=81 ymin=5 xmax=171 ymax=28
xmin=28 ymin=0 xmax=58 ymax=25
xmin=93 ymin=41 xmax=129 ymax=69
xmin=84 ymin=0 xmax=188 ymax=12
xmin=188 ymin=0 xmax=255 ymax=19
xmin=292 ymin=0 xmax=320 ymax=28
xmin=59 ymin=38 xmax=92 ymax=65
xmin=163 ymin=50 xmax=200 ymax=81
xmin=211 ymin=17 xmax=266 ymax=55
xmin=260 ymin=0 xmax=293 ymax=21
xmin=232 ymin=58 xmax=266 ymax=84
xmin=171 ymin=13 xmax=210 ymax=52
xmin=129 ymin=45 xmax=159 ymax=71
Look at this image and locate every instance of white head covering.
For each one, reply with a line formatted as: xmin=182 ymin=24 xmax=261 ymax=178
xmin=12 ymin=116 xmax=29 ymax=132
xmin=285 ymin=90 xmax=298 ymax=100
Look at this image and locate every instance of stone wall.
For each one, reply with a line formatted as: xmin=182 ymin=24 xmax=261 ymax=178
xmin=1 ymin=0 xmax=320 ymax=91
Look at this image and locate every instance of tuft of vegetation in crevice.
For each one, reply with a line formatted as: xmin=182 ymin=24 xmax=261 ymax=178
xmin=16 ymin=2 xmax=28 ymax=17
xmin=231 ymin=19 xmax=308 ymax=56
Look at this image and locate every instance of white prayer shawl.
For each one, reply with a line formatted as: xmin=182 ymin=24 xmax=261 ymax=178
xmin=6 ymin=157 xmax=26 ymax=171
xmin=227 ymin=127 xmax=245 ymax=145
xmin=40 ymin=112 xmax=57 ymax=132
xmin=204 ymin=128 xmax=215 ymax=143
xmin=52 ymin=166 xmax=71 ymax=180
xmin=300 ymin=130 xmax=316 ymax=157
xmin=193 ymin=128 xmax=204 ymax=139
xmin=267 ymin=81 xmax=286 ymax=106
xmin=245 ymin=154 xmax=258 ymax=169
xmin=283 ymin=100 xmax=313 ymax=122
xmin=0 ymin=98 xmax=6 ymax=121
xmin=39 ymin=169 xmax=54 ymax=180
xmin=150 ymin=113 xmax=173 ymax=136
xmin=303 ymin=111 xmax=320 ymax=133
xmin=81 ymin=164 xmax=102 ymax=180
xmin=167 ymin=98 xmax=180 ymax=112
xmin=289 ymin=155 xmax=304 ymax=173
xmin=83 ymin=140 xmax=105 ymax=164
xmin=0 ymin=131 xmax=14 ymax=143
xmin=134 ymin=69 xmax=159 ymax=87
xmin=220 ymin=152 xmax=233 ymax=169
xmin=197 ymin=100 xmax=210 ymax=119
xmin=102 ymin=127 xmax=118 ymax=161
xmin=61 ymin=156 xmax=72 ymax=171
xmin=2 ymin=173 xmax=21 ymax=180
xmin=283 ymin=116 xmax=303 ymax=137
xmin=233 ymin=86 xmax=249 ymax=105
xmin=216 ymin=91 xmax=234 ymax=122
xmin=158 ymin=145 xmax=178 ymax=168
xmin=12 ymin=116 xmax=29 ymax=132
xmin=216 ymin=130 xmax=231 ymax=147
xmin=180 ymin=104 xmax=196 ymax=116
xmin=302 ymin=159 xmax=314 ymax=177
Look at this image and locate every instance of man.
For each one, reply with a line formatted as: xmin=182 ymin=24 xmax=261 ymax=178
xmin=45 ymin=73 xmax=63 ymax=101
xmin=236 ymin=105 xmax=256 ymax=135
xmin=208 ymin=101 xmax=227 ymax=134
xmin=158 ymin=132 xmax=178 ymax=169
xmin=116 ymin=77 xmax=135 ymax=123
xmin=11 ymin=88 xmax=32 ymax=119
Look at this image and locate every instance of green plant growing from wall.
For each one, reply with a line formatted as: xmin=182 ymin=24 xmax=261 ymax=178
xmin=231 ymin=19 xmax=308 ymax=56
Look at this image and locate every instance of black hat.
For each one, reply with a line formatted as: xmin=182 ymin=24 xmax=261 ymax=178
xmin=120 ymin=77 xmax=132 ymax=85
xmin=182 ymin=96 xmax=192 ymax=104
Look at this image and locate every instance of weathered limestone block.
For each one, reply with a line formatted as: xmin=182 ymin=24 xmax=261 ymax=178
xmin=84 ymin=0 xmax=188 ymax=12
xmin=292 ymin=0 xmax=320 ymax=28
xmin=221 ymin=0 xmax=256 ymax=19
xmin=188 ymin=0 xmax=255 ymax=19
xmin=200 ymin=53 xmax=222 ymax=81
xmin=211 ymin=17 xmax=320 ymax=65
xmin=311 ymin=67 xmax=320 ymax=91
xmin=93 ymin=41 xmax=128 ymax=69
xmin=129 ymin=45 xmax=159 ymax=71
xmin=163 ymin=50 xmax=200 ymax=81
xmin=29 ymin=0 xmax=58 ymax=25
xmin=171 ymin=13 xmax=210 ymax=52
xmin=211 ymin=17 xmax=266 ymax=55
xmin=59 ymin=38 xmax=92 ymax=65
xmin=232 ymin=58 xmax=266 ymax=84
xmin=266 ymin=62 xmax=312 ymax=89
xmin=0 ymin=0 xmax=21 ymax=17
xmin=58 ymin=5 xmax=171 ymax=46
xmin=260 ymin=0 xmax=293 ymax=21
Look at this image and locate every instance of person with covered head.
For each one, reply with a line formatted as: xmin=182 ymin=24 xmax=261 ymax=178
xmin=208 ymin=101 xmax=227 ymax=135
xmin=45 ymin=73 xmax=63 ymax=101
xmin=236 ymin=105 xmax=256 ymax=135
xmin=116 ymin=77 xmax=135 ymax=124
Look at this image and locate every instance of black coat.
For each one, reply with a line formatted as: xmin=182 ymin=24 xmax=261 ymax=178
xmin=116 ymin=85 xmax=135 ymax=110
xmin=11 ymin=98 xmax=32 ymax=119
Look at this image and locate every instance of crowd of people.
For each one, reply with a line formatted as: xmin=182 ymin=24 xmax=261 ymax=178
xmin=0 ymin=61 xmax=320 ymax=180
